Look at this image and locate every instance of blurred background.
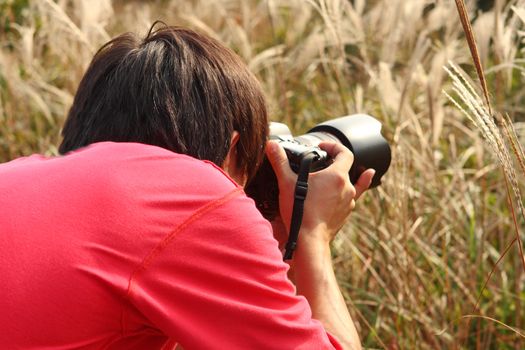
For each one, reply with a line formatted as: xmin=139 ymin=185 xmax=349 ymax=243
xmin=1 ymin=0 xmax=524 ymax=348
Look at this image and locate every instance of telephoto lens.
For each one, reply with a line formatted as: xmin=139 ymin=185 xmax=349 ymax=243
xmin=294 ymin=114 xmax=391 ymax=188
xmin=245 ymin=114 xmax=391 ymax=221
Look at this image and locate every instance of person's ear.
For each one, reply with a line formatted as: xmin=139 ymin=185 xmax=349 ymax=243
xmin=229 ymin=131 xmax=240 ymax=156
xmin=222 ymin=131 xmax=246 ymax=185
xmin=222 ymin=131 xmax=240 ymax=171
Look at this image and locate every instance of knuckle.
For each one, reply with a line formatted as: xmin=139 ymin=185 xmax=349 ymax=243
xmin=348 ymin=184 xmax=356 ymax=198
xmin=333 ymin=172 xmax=347 ymax=189
xmin=347 ymin=151 xmax=355 ymax=168
xmin=346 ymin=148 xmax=354 ymax=160
xmin=338 ymin=143 xmax=352 ymax=156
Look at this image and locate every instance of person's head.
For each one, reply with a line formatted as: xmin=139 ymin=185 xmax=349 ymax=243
xmin=59 ymin=23 xmax=268 ymax=184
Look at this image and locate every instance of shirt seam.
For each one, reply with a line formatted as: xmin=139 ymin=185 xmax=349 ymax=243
xmin=120 ymin=187 xmax=244 ymax=335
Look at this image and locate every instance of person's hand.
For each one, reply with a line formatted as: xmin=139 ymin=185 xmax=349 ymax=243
xmin=266 ymin=140 xmax=375 ymax=246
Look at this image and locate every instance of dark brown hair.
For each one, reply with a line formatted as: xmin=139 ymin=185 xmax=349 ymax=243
xmin=59 ymin=23 xmax=268 ymax=181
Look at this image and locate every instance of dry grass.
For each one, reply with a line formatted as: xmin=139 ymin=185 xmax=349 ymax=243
xmin=1 ymin=0 xmax=525 ymax=348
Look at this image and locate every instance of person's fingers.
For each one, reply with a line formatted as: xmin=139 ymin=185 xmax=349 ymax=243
xmin=355 ymin=169 xmax=376 ymax=199
xmin=317 ymin=141 xmax=354 ymax=172
xmin=265 ymin=141 xmax=293 ymax=180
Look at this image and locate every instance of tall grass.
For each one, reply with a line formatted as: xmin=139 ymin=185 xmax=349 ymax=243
xmin=1 ymin=0 xmax=524 ymax=348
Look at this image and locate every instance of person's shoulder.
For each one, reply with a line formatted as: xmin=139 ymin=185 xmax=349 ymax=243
xmin=75 ymin=141 xmax=241 ymax=196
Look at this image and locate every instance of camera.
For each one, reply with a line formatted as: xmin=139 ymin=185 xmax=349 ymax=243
xmin=245 ymin=114 xmax=391 ymax=221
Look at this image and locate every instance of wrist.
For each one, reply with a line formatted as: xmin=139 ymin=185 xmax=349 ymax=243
xmin=292 ymin=231 xmax=338 ymax=323
xmin=293 ymin=230 xmax=334 ymax=283
xmin=296 ymin=222 xmax=335 ymax=246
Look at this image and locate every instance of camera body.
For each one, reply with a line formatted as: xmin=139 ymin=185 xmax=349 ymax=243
xmin=245 ymin=114 xmax=391 ymax=220
xmin=269 ymin=132 xmax=330 ymax=173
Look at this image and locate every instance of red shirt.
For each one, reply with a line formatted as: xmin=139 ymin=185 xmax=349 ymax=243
xmin=0 ymin=142 xmax=341 ymax=349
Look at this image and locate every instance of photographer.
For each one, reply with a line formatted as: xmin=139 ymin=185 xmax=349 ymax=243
xmin=0 ymin=24 xmax=374 ymax=349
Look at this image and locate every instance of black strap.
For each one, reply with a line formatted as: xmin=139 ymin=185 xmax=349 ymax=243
xmin=283 ymin=153 xmax=316 ymax=260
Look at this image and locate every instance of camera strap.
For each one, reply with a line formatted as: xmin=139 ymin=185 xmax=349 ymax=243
xmin=283 ymin=153 xmax=317 ymax=260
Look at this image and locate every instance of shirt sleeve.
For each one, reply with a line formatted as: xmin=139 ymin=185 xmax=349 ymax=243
xmin=126 ymin=189 xmax=342 ymax=349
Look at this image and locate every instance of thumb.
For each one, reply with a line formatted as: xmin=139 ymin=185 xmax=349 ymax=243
xmin=265 ymin=141 xmax=292 ymax=179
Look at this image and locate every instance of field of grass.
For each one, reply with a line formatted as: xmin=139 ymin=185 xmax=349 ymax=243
xmin=1 ymin=0 xmax=524 ymax=348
